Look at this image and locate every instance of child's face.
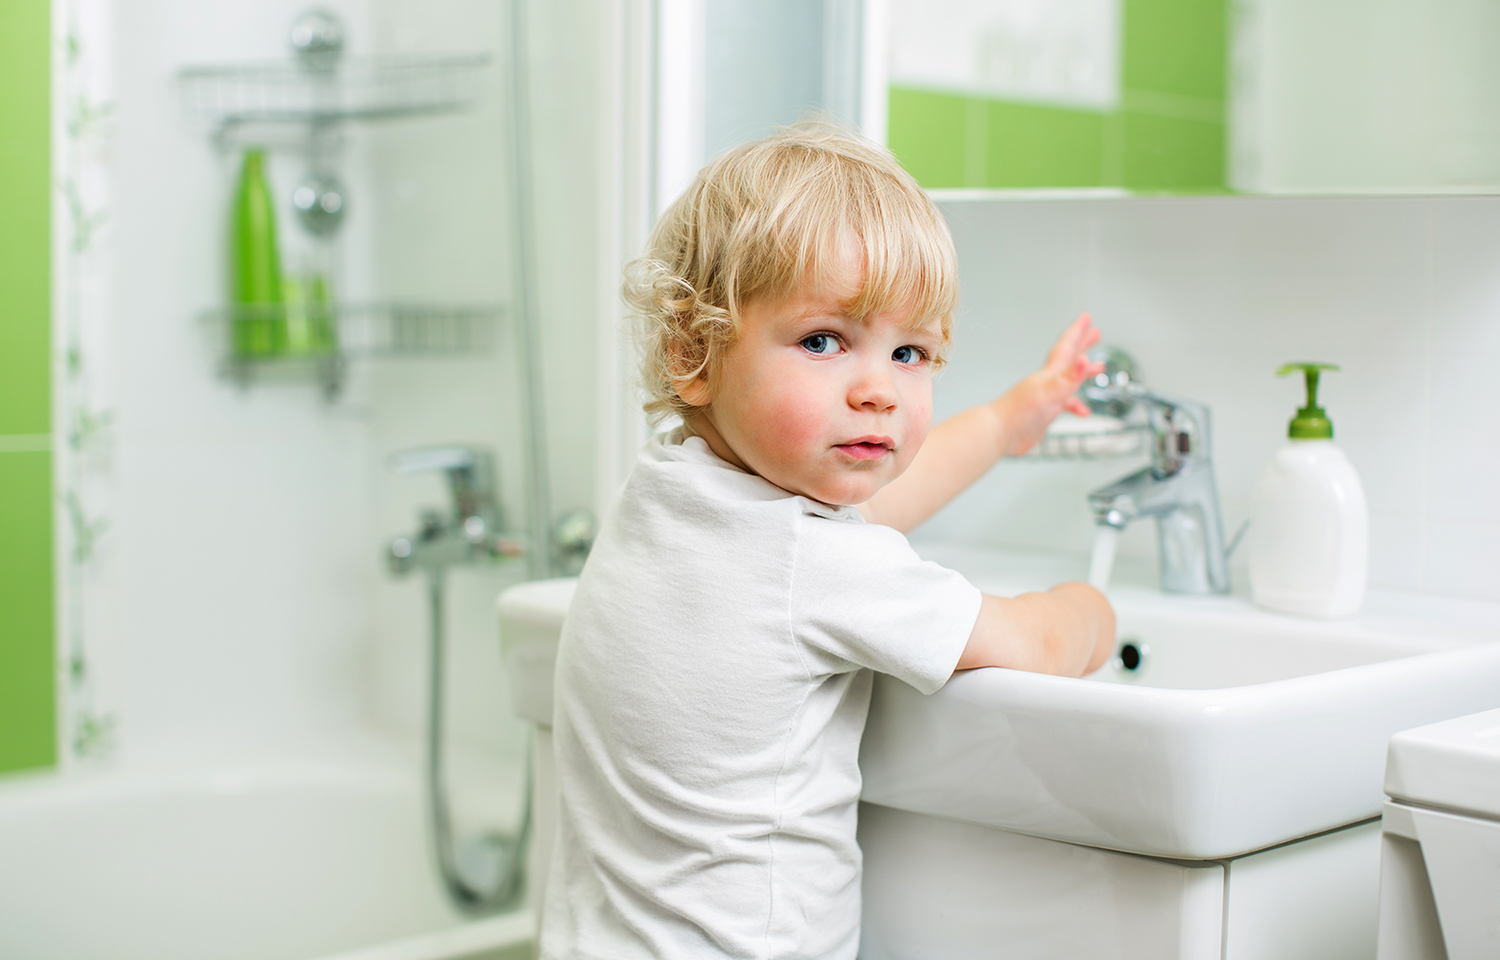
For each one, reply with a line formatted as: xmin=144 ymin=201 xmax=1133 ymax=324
xmin=682 ymin=254 xmax=941 ymax=506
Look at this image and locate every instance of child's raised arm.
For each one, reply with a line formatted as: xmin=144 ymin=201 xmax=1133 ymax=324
xmin=957 ymin=583 xmax=1115 ymax=677
xmin=856 ymin=314 xmax=1103 ymax=533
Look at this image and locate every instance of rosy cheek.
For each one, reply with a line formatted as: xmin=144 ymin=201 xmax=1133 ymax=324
xmin=733 ymin=367 xmax=825 ymax=468
xmin=765 ymin=401 xmax=824 ymax=458
xmin=909 ymin=388 xmax=934 ymax=436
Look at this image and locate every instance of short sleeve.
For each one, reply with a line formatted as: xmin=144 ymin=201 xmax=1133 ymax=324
xmin=789 ymin=514 xmax=982 ymax=694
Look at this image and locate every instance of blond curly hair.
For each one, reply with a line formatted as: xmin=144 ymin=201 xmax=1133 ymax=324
xmin=625 ymin=122 xmax=959 ymax=423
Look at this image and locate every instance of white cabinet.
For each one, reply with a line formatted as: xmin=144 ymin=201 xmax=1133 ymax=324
xmin=860 ymin=804 xmax=1383 ymax=960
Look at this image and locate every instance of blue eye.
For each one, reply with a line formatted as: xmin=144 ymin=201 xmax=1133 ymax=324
xmin=892 ymin=345 xmax=926 ymax=365
xmin=802 ymin=334 xmax=838 ymax=355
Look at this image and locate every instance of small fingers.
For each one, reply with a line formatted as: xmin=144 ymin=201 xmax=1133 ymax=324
xmin=1048 ymin=312 xmax=1101 ymax=372
xmin=1077 ymin=358 xmax=1106 ymax=382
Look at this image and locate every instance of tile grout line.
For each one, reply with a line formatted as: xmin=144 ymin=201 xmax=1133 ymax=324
xmin=0 ymin=433 xmax=53 ymax=454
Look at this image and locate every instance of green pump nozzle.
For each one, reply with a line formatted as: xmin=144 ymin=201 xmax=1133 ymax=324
xmin=1277 ymin=362 xmax=1340 ymax=439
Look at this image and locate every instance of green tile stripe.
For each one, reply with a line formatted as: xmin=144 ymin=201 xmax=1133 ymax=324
xmin=986 ymin=100 xmax=1107 ymax=189
xmin=1 ymin=0 xmax=52 ymax=436
xmin=0 ymin=452 xmax=55 ymax=774
xmin=887 ymin=87 xmax=967 ymax=189
xmin=0 ymin=0 xmax=56 ymax=775
xmin=887 ymin=0 xmax=1229 ymax=193
xmin=1122 ymin=0 xmax=1227 ymax=102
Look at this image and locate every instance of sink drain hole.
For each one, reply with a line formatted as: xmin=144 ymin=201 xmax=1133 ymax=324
xmin=1115 ymin=640 xmax=1148 ymax=672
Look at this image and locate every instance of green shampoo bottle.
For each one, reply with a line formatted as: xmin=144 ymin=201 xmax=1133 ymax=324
xmin=231 ymin=148 xmax=285 ymax=356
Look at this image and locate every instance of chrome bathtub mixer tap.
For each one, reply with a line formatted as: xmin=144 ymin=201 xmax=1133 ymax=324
xmin=388 ymin=445 xmax=529 ymax=914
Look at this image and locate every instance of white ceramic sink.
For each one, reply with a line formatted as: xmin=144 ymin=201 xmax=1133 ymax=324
xmin=860 ymin=543 xmax=1500 ymax=861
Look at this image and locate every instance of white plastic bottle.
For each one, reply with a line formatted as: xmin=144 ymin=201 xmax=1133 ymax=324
xmin=1249 ymin=363 xmax=1369 ymax=618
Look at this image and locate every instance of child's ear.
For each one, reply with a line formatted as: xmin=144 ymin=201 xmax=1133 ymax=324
xmin=675 ymin=374 xmax=711 ymax=407
xmin=669 ymin=341 xmax=712 ymax=407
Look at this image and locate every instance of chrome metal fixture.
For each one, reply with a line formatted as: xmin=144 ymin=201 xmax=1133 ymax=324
xmin=292 ymin=171 xmax=346 ymax=236
xmin=1084 ymin=345 xmax=1143 ymax=418
xmin=551 ymin=508 xmax=598 ymax=576
xmin=289 ymin=8 xmax=346 ymax=68
xmin=1085 ymin=382 xmax=1230 ymax=595
xmin=388 ymin=445 xmax=528 ymax=914
xmin=387 ymin=446 xmax=518 ymax=574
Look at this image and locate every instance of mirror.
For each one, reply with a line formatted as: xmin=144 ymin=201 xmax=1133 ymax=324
xmin=886 ymin=0 xmax=1500 ymax=195
xmin=671 ymin=1 xmax=1500 ymax=197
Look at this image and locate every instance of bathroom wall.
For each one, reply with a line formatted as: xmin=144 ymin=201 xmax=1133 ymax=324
xmin=97 ymin=0 xmax=385 ymax=767
xmin=920 ymin=194 xmax=1500 ymax=602
xmin=22 ymin=0 xmax=613 ymax=777
xmin=0 ymin=0 xmax=55 ymax=775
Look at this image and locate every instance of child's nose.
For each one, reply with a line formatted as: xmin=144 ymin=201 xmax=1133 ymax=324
xmin=849 ymin=361 xmax=898 ymax=411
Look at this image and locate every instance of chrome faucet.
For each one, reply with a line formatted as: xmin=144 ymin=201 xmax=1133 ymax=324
xmin=387 ymin=446 xmax=520 ymax=574
xmin=1086 ymin=385 xmax=1230 ymax=594
xmin=386 ymin=444 xmax=528 ymax=914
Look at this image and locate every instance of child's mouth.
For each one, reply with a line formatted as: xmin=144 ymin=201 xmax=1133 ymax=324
xmin=836 ymin=439 xmax=892 ymax=461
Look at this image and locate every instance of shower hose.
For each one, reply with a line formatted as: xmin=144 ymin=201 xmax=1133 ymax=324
xmin=426 ymin=570 xmax=532 ymax=914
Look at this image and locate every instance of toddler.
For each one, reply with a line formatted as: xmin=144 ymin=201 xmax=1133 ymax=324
xmin=541 ymin=124 xmax=1115 ymax=959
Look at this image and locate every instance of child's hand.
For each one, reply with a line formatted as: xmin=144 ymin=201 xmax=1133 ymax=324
xmin=957 ymin=581 xmax=1116 ymax=677
xmin=993 ymin=313 xmax=1104 ymax=457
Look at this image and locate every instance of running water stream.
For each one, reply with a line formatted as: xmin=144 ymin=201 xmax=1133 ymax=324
xmin=1088 ymin=525 xmax=1120 ymax=591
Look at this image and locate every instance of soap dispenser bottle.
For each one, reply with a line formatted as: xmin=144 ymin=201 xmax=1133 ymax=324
xmin=1249 ymin=363 xmax=1369 ymax=617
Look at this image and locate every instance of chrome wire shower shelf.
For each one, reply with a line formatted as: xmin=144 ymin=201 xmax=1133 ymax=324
xmin=1022 ymin=414 xmax=1149 ymax=460
xmin=179 ymin=53 xmax=491 ymax=126
xmin=207 ymin=301 xmax=501 ymax=397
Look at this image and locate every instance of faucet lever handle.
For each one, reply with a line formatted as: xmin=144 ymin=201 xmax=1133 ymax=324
xmin=389 ymin=445 xmax=482 ymax=476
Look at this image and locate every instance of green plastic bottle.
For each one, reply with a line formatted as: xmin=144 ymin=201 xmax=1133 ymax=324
xmin=231 ymin=149 xmax=285 ymax=356
xmin=283 ymin=270 xmax=335 ymax=355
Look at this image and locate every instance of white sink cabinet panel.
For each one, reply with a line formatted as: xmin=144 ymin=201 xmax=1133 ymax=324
xmin=859 ymin=805 xmax=1384 ymax=960
xmin=1222 ymin=820 xmax=1382 ymax=960
xmin=857 ymin=802 xmax=1226 ymax=960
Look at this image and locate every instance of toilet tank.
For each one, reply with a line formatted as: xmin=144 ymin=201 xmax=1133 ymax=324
xmin=498 ymin=577 xmax=578 ymax=728
xmin=497 ymin=577 xmax=578 ymax=931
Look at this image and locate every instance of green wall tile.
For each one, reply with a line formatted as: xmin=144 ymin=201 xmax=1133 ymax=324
xmin=0 ymin=0 xmax=51 ymax=437
xmin=1120 ymin=111 xmax=1226 ymax=191
xmin=0 ymin=0 xmax=55 ymax=776
xmin=985 ymin=101 xmax=1106 ymax=188
xmin=887 ymin=87 xmax=968 ymax=188
xmin=1122 ymin=0 xmax=1228 ymax=101
xmin=0 ymin=451 xmax=56 ymax=774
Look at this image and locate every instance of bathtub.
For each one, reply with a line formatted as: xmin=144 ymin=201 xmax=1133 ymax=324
xmin=0 ymin=754 xmax=534 ymax=960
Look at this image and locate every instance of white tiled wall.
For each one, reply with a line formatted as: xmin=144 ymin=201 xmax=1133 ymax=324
xmin=102 ymin=0 xmax=383 ymax=766
xmin=89 ymin=0 xmax=606 ymax=768
xmin=920 ymin=195 xmax=1500 ymax=602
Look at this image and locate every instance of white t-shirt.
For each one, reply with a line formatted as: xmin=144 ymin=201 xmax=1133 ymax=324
xmin=540 ymin=430 xmax=982 ymax=960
